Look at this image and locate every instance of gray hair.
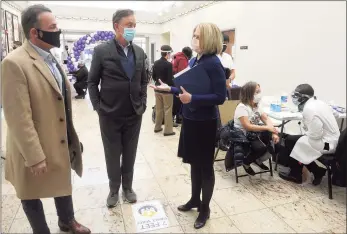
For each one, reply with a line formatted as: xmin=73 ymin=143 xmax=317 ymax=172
xmin=21 ymin=4 xmax=52 ymax=39
xmin=112 ymin=9 xmax=134 ymax=28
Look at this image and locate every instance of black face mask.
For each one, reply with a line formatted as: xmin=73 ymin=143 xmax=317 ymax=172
xmin=36 ymin=28 xmax=61 ymax=48
xmin=222 ymin=44 xmax=227 ymax=53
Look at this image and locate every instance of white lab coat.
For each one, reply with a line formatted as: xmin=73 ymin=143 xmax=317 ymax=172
xmin=290 ymin=98 xmax=340 ymax=164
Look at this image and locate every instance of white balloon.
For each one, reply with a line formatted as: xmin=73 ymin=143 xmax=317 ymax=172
xmin=87 ymin=36 xmax=91 ymax=40
xmin=71 ymin=58 xmax=76 ymax=62
xmin=74 ymin=62 xmax=78 ymax=67
xmin=71 ymin=54 xmax=75 ymax=58
xmin=90 ymin=33 xmax=95 ymax=37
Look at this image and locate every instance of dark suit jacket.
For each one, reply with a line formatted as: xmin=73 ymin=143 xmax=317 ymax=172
xmin=73 ymin=66 xmax=88 ymax=85
xmin=88 ymin=40 xmax=148 ymax=116
xmin=152 ymin=57 xmax=174 ymax=93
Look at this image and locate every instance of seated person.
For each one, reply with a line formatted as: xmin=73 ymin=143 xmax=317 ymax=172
xmin=72 ymin=61 xmax=88 ymax=99
xmin=279 ymin=84 xmax=340 ymax=185
xmin=234 ymin=81 xmax=279 ymax=175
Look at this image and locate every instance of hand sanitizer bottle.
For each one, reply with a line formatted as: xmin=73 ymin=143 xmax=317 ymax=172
xmin=281 ymin=92 xmax=288 ymax=107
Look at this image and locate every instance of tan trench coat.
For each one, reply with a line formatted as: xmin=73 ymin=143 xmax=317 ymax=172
xmin=1 ymin=41 xmax=83 ymax=200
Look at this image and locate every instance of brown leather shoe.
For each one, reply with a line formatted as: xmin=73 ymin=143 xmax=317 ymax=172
xmin=58 ymin=219 xmax=91 ymax=234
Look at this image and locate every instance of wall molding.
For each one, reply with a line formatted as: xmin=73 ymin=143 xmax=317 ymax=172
xmin=2 ymin=0 xmax=221 ymax=25
xmin=2 ymin=1 xmax=23 ymax=12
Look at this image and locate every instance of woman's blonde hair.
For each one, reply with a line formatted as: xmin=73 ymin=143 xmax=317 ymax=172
xmin=193 ymin=23 xmax=223 ymax=55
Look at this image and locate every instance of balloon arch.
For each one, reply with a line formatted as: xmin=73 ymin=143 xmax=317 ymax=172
xmin=67 ymin=30 xmax=115 ymax=72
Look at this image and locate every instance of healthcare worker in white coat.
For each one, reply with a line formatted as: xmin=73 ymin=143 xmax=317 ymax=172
xmin=279 ymin=84 xmax=340 ymax=185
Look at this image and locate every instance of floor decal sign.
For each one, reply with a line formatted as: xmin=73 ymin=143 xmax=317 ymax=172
xmin=132 ymin=200 xmax=169 ymax=233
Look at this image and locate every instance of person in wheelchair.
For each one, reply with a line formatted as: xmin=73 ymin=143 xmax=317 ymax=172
xmin=279 ymin=84 xmax=340 ymax=185
xmin=234 ymin=81 xmax=279 ymax=175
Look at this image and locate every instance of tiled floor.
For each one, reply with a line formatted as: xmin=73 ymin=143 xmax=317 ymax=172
xmin=1 ymin=88 xmax=346 ymax=233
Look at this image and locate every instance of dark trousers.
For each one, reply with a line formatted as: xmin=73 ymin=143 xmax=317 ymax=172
xmin=172 ymin=96 xmax=182 ymax=122
xmin=99 ymin=114 xmax=142 ymax=192
xmin=73 ymin=82 xmax=87 ymax=96
xmin=190 ymin=163 xmax=215 ymax=208
xmin=243 ymin=131 xmax=271 ymax=165
xmin=285 ymin=135 xmax=323 ymax=178
xmin=21 ymin=196 xmax=74 ymax=234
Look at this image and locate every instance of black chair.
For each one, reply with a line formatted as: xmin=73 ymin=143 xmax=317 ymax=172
xmin=216 ymin=141 xmax=274 ymax=183
xmin=318 ymin=154 xmax=335 ymax=199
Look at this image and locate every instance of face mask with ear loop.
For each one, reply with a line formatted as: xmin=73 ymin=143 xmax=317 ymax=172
xmin=36 ymin=28 xmax=62 ymax=48
xmin=253 ymin=93 xmax=262 ymax=103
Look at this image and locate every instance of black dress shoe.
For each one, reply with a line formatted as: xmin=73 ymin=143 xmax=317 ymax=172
xmin=243 ymin=164 xmax=256 ymax=176
xmin=312 ymin=168 xmax=326 ymax=186
xmin=279 ymin=171 xmax=302 ymax=184
xmin=194 ymin=206 xmax=210 ymax=229
xmin=75 ymin=95 xmax=84 ymax=99
xmin=254 ymin=162 xmax=269 ymax=170
xmin=154 ymin=128 xmax=163 ymax=133
xmin=177 ymin=200 xmax=201 ymax=212
xmin=164 ymin=132 xmax=176 ymax=136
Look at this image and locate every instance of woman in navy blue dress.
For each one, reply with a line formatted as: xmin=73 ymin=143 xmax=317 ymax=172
xmin=150 ymin=23 xmax=226 ymax=229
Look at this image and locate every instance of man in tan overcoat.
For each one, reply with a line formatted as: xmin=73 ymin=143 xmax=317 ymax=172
xmin=1 ymin=4 xmax=90 ymax=234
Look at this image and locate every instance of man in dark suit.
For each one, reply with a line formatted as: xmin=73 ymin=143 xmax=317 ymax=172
xmin=72 ymin=61 xmax=88 ymax=99
xmin=152 ymin=45 xmax=176 ymax=136
xmin=88 ymin=9 xmax=148 ymax=208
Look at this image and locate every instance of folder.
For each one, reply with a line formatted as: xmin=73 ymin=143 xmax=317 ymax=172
xmin=173 ymin=64 xmax=211 ymax=95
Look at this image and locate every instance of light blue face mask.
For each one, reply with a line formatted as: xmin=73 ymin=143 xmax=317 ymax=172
xmin=123 ymin=27 xmax=136 ymax=42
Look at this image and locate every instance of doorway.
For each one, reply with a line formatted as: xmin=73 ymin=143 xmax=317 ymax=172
xmin=222 ymin=29 xmax=235 ymax=59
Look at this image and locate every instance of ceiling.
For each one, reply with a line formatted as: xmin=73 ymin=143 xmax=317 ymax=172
xmin=10 ymin=1 xmax=216 ymax=24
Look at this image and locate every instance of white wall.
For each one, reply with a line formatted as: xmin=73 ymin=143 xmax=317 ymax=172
xmin=162 ymin=1 xmax=346 ymax=106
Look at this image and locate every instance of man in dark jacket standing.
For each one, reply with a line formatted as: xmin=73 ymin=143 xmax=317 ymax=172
xmin=88 ymin=9 xmax=148 ymax=208
xmin=152 ymin=45 xmax=175 ymax=136
xmin=72 ymin=61 xmax=88 ymax=99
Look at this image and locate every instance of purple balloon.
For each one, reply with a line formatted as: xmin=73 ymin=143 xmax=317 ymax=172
xmin=91 ymin=39 xmax=95 ymax=43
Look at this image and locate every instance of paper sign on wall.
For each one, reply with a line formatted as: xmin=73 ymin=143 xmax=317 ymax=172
xmin=132 ymin=200 xmax=169 ymax=233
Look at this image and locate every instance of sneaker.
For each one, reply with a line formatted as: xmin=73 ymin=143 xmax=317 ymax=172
xmin=254 ymin=162 xmax=269 ymax=170
xmin=107 ymin=191 xmax=119 ymax=208
xmin=243 ymin=164 xmax=256 ymax=176
xmin=122 ymin=188 xmax=137 ymax=203
xmin=75 ymin=95 xmax=85 ymax=99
